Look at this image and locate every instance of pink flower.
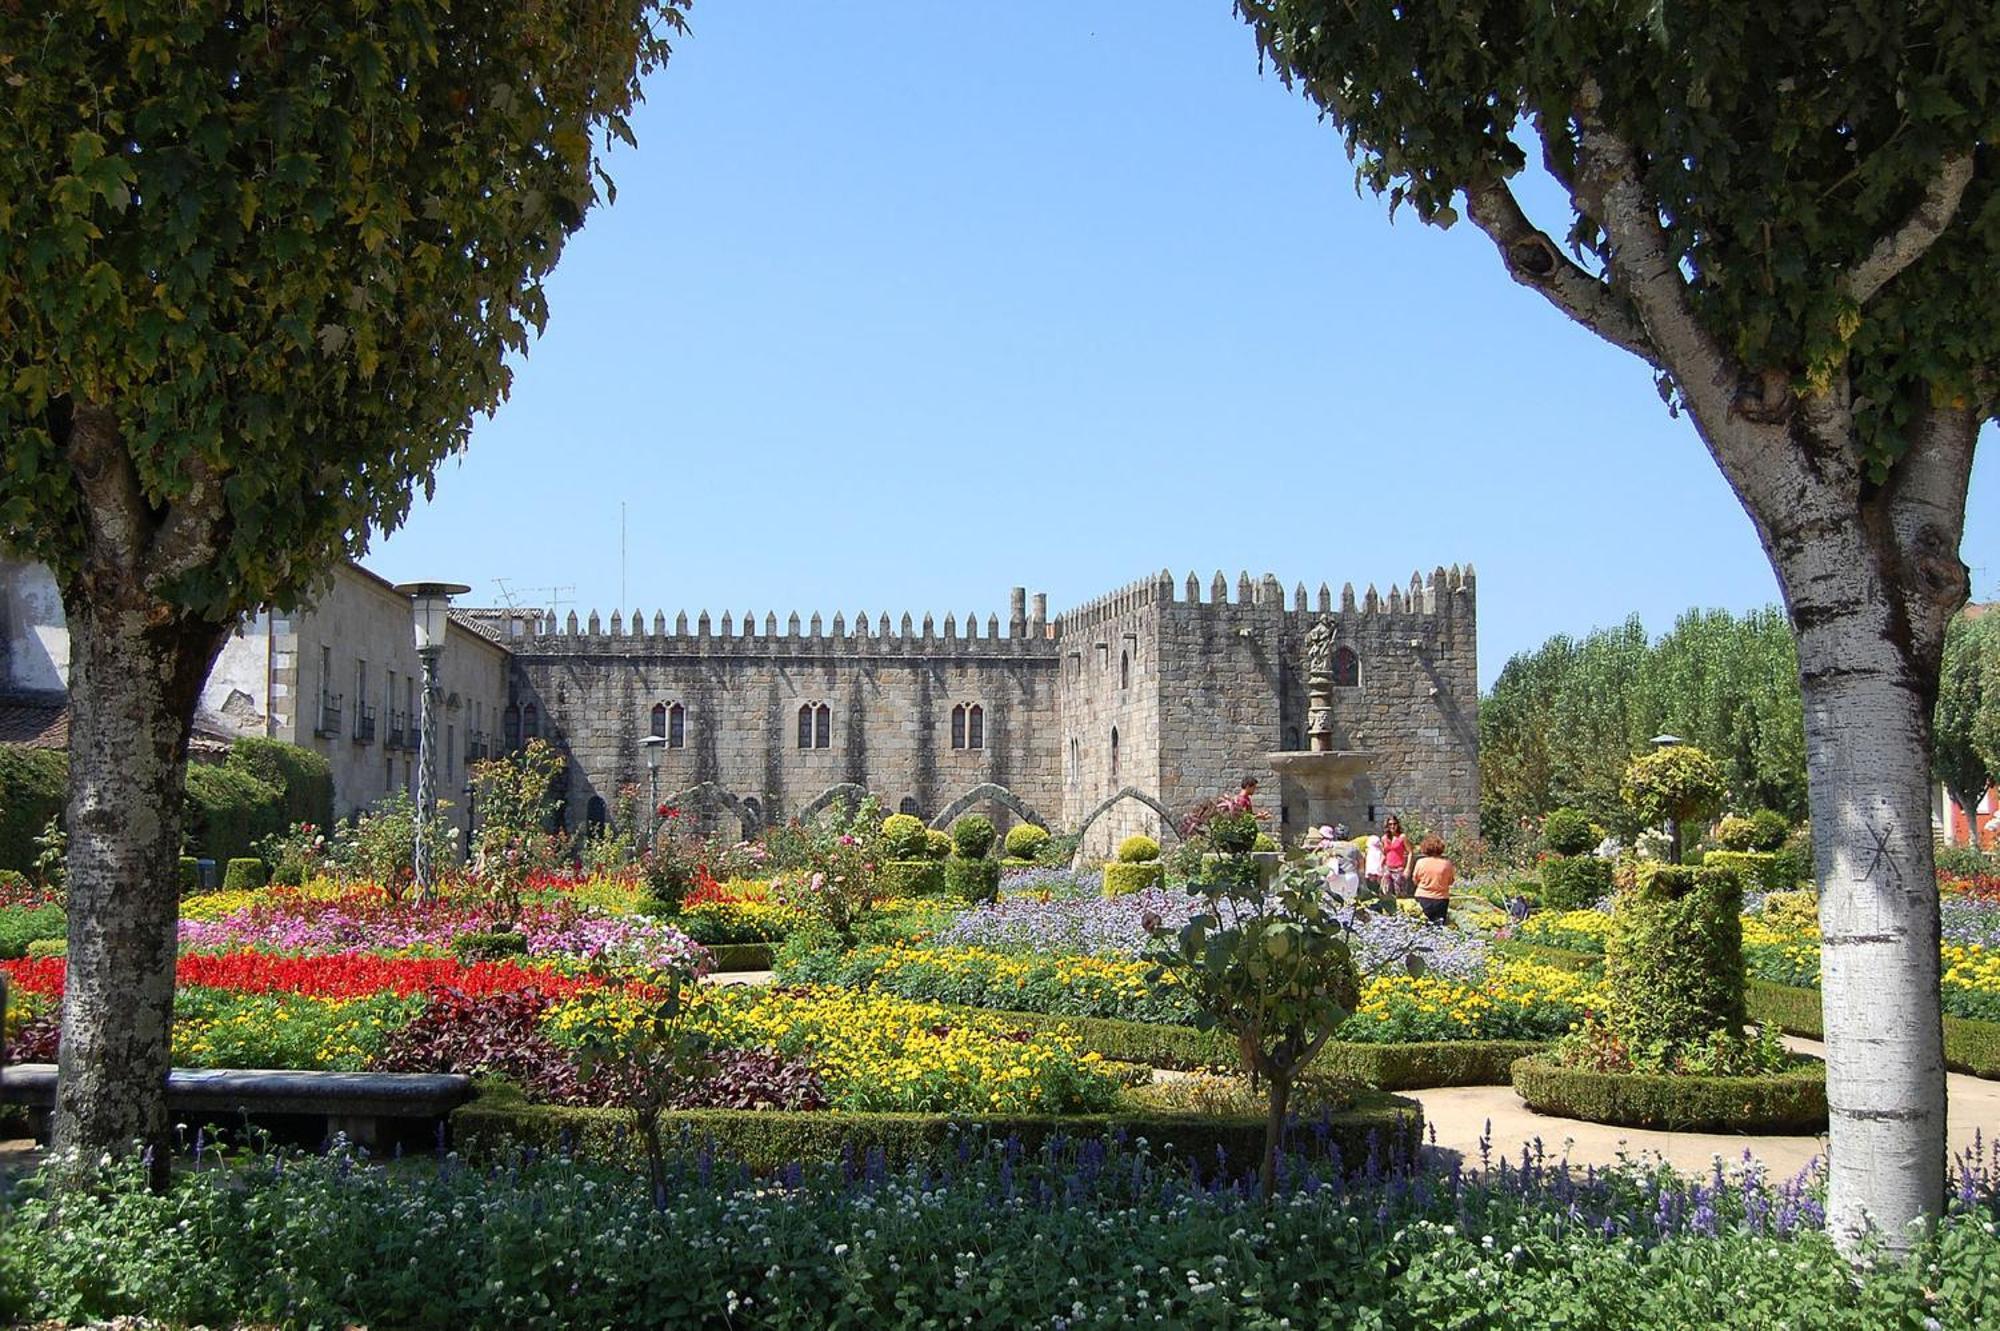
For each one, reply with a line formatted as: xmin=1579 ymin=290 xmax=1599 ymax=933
xmin=810 ymin=872 xmax=826 ymax=892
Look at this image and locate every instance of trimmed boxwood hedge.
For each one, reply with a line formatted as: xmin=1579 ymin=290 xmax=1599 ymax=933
xmin=450 ymin=1080 xmax=1423 ymax=1175
xmin=1539 ymin=855 xmax=1611 ymax=910
xmin=1745 ymin=979 xmax=2000 ymax=1081
xmin=1101 ymin=862 xmax=1164 ymax=896
xmin=222 ymin=857 xmax=268 ymax=891
xmin=877 ymin=860 xmax=945 ymax=898
xmin=0 ymin=904 xmax=65 ymax=959
xmin=707 ymin=942 xmax=776 ymax=972
xmin=0 ymin=747 xmax=66 ymax=873
xmin=1510 ymin=1054 xmax=1829 ymax=1133
xmin=952 ymin=1007 xmax=1544 ymax=1091
xmin=183 ymin=763 xmax=286 ymax=865
xmin=225 ymin=737 xmax=334 ymax=830
xmin=944 ymin=858 xmax=1001 ymax=903
xmin=1703 ymin=850 xmax=1796 ymax=895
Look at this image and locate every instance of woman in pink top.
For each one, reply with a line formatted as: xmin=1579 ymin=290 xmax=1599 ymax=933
xmin=1377 ymin=815 xmax=1410 ymax=897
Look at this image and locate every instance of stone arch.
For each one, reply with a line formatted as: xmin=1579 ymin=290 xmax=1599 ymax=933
xmin=929 ymin=783 xmax=1048 ymax=831
xmin=662 ymin=781 xmax=764 ymax=839
xmin=1071 ymin=786 xmax=1182 ymax=849
xmin=797 ymin=782 xmax=871 ymax=824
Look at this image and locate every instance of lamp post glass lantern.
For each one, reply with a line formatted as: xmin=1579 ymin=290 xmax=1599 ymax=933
xmin=641 ymin=735 xmax=666 ymax=850
xmin=395 ymin=581 xmax=470 ymax=896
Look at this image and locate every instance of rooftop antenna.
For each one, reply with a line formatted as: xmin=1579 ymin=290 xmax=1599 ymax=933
xmin=492 ymin=578 xmax=575 ymax=618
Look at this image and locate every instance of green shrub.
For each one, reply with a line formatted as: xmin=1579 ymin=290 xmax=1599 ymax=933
xmin=225 ymin=737 xmax=335 ymax=830
xmin=1541 ymin=807 xmax=1596 ymax=856
xmin=1771 ymin=835 xmax=1815 ymax=889
xmin=178 ymin=856 xmax=201 ymax=895
xmin=945 ymin=858 xmax=1001 ymax=904
xmin=221 ymin=857 xmax=268 ymax=891
xmin=1746 ymin=809 xmax=1791 ymax=852
xmin=24 ymin=937 xmax=66 ymax=959
xmin=451 ymin=930 xmax=529 ymax=962
xmin=950 ymin=815 xmax=996 ymax=860
xmin=1712 ymin=814 xmax=1757 ymax=851
xmin=1539 ymin=854 xmax=1611 ymax=910
xmin=0 ymin=904 xmax=65 ymax=959
xmin=707 ymin=942 xmax=776 ymax=972
xmin=923 ymin=828 xmax=953 ymax=861
xmin=1604 ymin=864 xmax=1747 ymax=1055
xmin=1510 ymin=1054 xmax=1827 ymax=1132
xmin=1937 ymin=843 xmax=1997 ymax=878
xmin=1003 ymin=823 xmax=1050 ymax=861
xmin=1252 ymin=832 xmax=1279 ymax=852
xmin=877 ymin=860 xmax=946 ymax=898
xmin=452 ymin=1079 xmax=1422 ymax=1176
xmin=1101 ymin=862 xmax=1164 ymax=896
xmin=0 ymin=747 xmax=67 ymax=873
xmin=879 ymin=813 xmax=929 ymax=860
xmin=1702 ymin=850 xmax=1794 ymax=895
xmin=1744 ymin=979 xmax=2000 ymax=1081
xmin=0 ymin=869 xmax=26 ymax=896
xmin=1115 ymin=834 xmax=1160 ymax=863
xmin=183 ymin=763 xmax=286 ymax=864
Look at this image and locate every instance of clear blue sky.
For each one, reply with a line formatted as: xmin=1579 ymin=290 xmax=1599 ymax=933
xmin=370 ymin=2 xmax=1996 ymax=690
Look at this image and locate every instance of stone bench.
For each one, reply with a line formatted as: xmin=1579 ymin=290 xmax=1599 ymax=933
xmin=0 ymin=1063 xmax=472 ymax=1148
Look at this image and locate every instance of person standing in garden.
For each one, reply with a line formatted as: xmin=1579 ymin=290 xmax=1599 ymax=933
xmin=1410 ymin=835 xmax=1455 ymax=926
xmin=1377 ymin=815 xmax=1410 ymax=897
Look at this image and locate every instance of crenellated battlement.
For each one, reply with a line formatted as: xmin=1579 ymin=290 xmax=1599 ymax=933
xmin=1053 ymin=564 xmax=1476 ymax=636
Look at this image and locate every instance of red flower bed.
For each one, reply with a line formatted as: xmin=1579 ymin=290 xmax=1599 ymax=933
xmin=1944 ymin=874 xmax=2000 ymax=903
xmin=0 ymin=952 xmax=591 ymax=1001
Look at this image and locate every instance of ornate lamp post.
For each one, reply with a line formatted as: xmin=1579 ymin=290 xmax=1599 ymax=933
xmin=641 ymin=734 xmax=666 ymax=851
xmin=396 ymin=580 xmax=470 ymax=898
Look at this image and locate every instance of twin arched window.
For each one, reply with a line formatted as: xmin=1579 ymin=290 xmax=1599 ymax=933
xmin=950 ymin=703 xmax=984 ymax=750
xmin=522 ymin=703 xmax=540 ymax=741
xmin=650 ymin=701 xmax=686 ymax=748
xmin=797 ymin=702 xmax=831 ymax=749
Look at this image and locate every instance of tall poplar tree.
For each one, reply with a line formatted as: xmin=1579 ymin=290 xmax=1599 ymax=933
xmin=0 ymin=0 xmax=688 ymax=1178
xmin=1238 ymin=0 xmax=1994 ymax=1249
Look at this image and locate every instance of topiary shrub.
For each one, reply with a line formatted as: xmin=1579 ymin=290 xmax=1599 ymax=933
xmin=1746 ymin=809 xmax=1791 ymax=852
xmin=225 ymin=736 xmax=334 ymax=830
xmin=1252 ymin=832 xmax=1279 ymax=852
xmin=945 ymin=858 xmax=1001 ymax=904
xmin=1703 ymin=850 xmax=1792 ymax=896
xmin=1511 ymin=1054 xmax=1827 ymax=1132
xmin=183 ymin=763 xmax=286 ymax=864
xmin=451 ymin=930 xmax=530 ymax=962
xmin=221 ymin=857 xmax=268 ymax=891
xmin=923 ymin=828 xmax=953 ymax=861
xmin=1539 ymin=854 xmax=1612 ymax=911
xmin=1116 ymin=835 xmax=1160 ymax=864
xmin=877 ymin=860 xmax=946 ymax=898
xmin=1621 ymin=745 xmax=1728 ymax=863
xmin=1101 ymin=862 xmax=1165 ymax=896
xmin=1605 ymin=864 xmax=1747 ymax=1055
xmin=177 ymin=856 xmax=201 ymax=895
xmin=1712 ymin=814 xmax=1759 ymax=852
xmin=0 ymin=747 xmax=67 ymax=873
xmin=1541 ymin=807 xmax=1596 ymax=857
xmin=879 ymin=814 xmax=929 ymax=860
xmin=950 ymin=815 xmax=996 ymax=860
xmin=1003 ymin=823 xmax=1051 ymax=861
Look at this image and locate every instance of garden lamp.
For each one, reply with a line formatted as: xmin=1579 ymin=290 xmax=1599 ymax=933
xmin=395 ymin=580 xmax=471 ymax=898
xmin=641 ymin=735 xmax=666 ymax=850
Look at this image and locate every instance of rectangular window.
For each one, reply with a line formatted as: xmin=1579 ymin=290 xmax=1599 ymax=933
xmin=320 ymin=645 xmax=333 ymax=705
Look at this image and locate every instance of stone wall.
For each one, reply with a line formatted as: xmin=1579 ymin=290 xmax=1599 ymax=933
xmin=492 ymin=601 xmax=1063 ymax=839
xmin=1055 ymin=574 xmax=1168 ymax=857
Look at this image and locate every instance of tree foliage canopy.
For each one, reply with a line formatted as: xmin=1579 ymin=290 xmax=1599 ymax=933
xmin=1481 ymin=607 xmax=1806 ymax=842
xmin=0 ymin=0 xmax=687 ymax=616
xmin=1935 ymin=608 xmax=2000 ymax=818
xmin=1236 ymin=0 xmax=2000 ymax=470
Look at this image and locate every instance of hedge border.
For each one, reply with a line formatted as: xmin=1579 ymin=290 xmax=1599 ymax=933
xmin=450 ymin=1080 xmax=1423 ymax=1175
xmin=957 ymin=1006 xmax=1544 ymax=1091
xmin=708 ymin=942 xmax=776 ymax=973
xmin=1510 ymin=1054 xmax=1828 ymax=1133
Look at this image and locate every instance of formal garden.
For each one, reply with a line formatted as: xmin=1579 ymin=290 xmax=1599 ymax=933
xmin=5 ymin=735 xmax=2000 ymax=1323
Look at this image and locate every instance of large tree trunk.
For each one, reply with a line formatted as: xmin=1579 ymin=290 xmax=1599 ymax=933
xmin=50 ymin=402 xmax=232 ymax=1185
xmin=1766 ymin=470 xmax=1961 ymax=1251
xmin=53 ymin=594 xmax=227 ymax=1184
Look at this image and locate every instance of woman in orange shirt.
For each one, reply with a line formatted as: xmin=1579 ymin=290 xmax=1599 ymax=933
xmin=1410 ymin=834 xmax=1455 ymax=926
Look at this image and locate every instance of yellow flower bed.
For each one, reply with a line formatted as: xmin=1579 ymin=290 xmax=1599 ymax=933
xmin=180 ymin=878 xmax=354 ymax=921
xmin=546 ymin=984 xmax=1120 ymax=1115
xmin=1341 ymin=958 xmax=1600 ymax=1043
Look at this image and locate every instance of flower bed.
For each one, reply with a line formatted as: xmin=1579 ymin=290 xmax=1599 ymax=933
xmin=1510 ymin=1053 xmax=1829 ymax=1133
xmin=1337 ymin=957 xmax=1597 ymax=1044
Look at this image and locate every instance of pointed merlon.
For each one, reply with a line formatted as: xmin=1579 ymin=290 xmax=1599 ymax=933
xmin=608 ymin=611 xmax=622 ymax=636
xmin=1363 ymin=585 xmax=1379 ymax=613
xmin=853 ymin=611 xmax=868 ymax=638
xmin=1159 ymin=568 xmax=1175 ymax=600
xmin=721 ymin=611 xmax=734 ymax=637
xmin=944 ymin=613 xmax=958 ymax=639
xmin=672 ymin=611 xmax=687 ymax=634
xmin=783 ymin=612 xmax=798 ymax=636
xmin=631 ymin=608 xmax=642 ymax=636
xmin=1236 ymin=571 xmax=1254 ymax=604
xmin=1341 ymin=583 xmax=1357 ymax=613
xmin=1293 ymin=582 xmax=1308 ymax=613
xmin=1388 ymin=585 xmax=1405 ymax=615
xmin=921 ymin=612 xmax=935 ymax=637
xmin=765 ymin=612 xmax=779 ymax=637
xmin=986 ymin=613 xmax=1000 ymax=638
xmin=566 ymin=610 xmax=580 ymax=635
xmin=587 ymin=610 xmax=602 ymax=635
xmin=966 ymin=611 xmax=979 ymax=640
xmin=1317 ymin=582 xmax=1332 ymax=613
xmin=831 ymin=612 xmax=844 ymax=637
xmin=1210 ymin=571 xmax=1228 ymax=604
xmin=877 ymin=612 xmax=891 ymax=637
xmin=807 ymin=612 xmax=821 ymax=636
xmin=900 ymin=612 xmax=914 ymax=637
xmin=1184 ymin=571 xmax=1200 ymax=602
xmin=650 ymin=611 xmax=664 ymax=636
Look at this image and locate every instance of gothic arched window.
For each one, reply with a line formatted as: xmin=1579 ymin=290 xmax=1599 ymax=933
xmin=667 ymin=702 xmax=686 ymax=749
xmin=1120 ymin=650 xmax=1130 ymax=690
xmin=797 ymin=704 xmax=814 ymax=750
xmin=950 ymin=704 xmax=966 ymax=750
xmin=1332 ymin=646 xmax=1361 ymax=688
xmin=967 ymin=704 xmax=983 ymax=750
xmin=798 ymin=702 xmax=830 ymax=749
xmin=650 ymin=702 xmax=667 ymax=738
xmin=523 ymin=703 xmax=540 ymax=740
xmin=1110 ymin=726 xmax=1119 ymax=782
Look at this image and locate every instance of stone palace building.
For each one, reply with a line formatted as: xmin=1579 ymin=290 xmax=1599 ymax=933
xmin=2 ymin=559 xmax=1479 ymax=854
